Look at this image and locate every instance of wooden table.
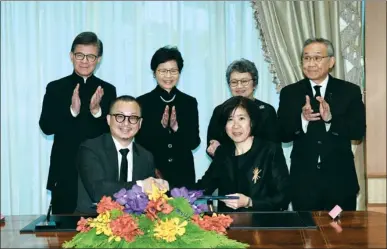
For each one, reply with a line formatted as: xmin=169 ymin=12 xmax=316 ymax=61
xmin=1 ymin=211 xmax=386 ymax=248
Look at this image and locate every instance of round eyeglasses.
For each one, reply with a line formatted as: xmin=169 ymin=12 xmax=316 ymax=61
xmin=111 ymin=114 xmax=141 ymax=124
xmin=73 ymin=52 xmax=98 ymax=62
xmin=302 ymin=56 xmax=329 ymax=63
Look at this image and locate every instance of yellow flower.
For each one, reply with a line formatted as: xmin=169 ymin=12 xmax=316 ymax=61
xmin=153 ymin=218 xmax=188 ymax=242
xmin=146 ymin=183 xmax=171 ymax=201
xmin=89 ymin=211 xmax=113 ymax=237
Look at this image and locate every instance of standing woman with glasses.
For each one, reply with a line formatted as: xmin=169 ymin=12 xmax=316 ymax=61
xmin=39 ymin=31 xmax=116 ymax=214
xmin=206 ymin=59 xmax=279 ymax=159
xmin=135 ymin=46 xmax=201 ymax=189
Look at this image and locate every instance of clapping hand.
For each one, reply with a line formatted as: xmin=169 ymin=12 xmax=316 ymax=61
xmin=71 ymin=83 xmax=81 ymax=115
xmin=207 ymin=140 xmax=220 ymax=157
xmin=161 ymin=105 xmax=169 ymax=128
xmin=302 ymin=95 xmax=321 ymax=121
xmin=90 ymin=86 xmax=104 ymax=115
xmin=316 ymin=96 xmax=332 ymax=122
xmin=169 ymin=106 xmax=178 ymax=131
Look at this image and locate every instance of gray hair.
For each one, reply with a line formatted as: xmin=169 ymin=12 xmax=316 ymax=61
xmin=225 ymin=58 xmax=259 ymax=87
xmin=301 ymin=38 xmax=335 ymax=59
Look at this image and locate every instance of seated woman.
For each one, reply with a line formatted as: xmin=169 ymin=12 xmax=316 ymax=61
xmin=196 ymin=96 xmax=290 ymax=212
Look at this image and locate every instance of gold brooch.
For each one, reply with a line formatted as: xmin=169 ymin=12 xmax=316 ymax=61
xmin=252 ymin=167 xmax=261 ymax=184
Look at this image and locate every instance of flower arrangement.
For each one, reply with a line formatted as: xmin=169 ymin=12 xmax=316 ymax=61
xmin=63 ymin=184 xmax=248 ymax=248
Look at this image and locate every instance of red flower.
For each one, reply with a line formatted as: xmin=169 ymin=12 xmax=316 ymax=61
xmin=97 ymin=196 xmax=124 ymax=214
xmin=109 ymin=213 xmax=144 ymax=242
xmin=76 ymin=217 xmax=92 ymax=233
xmin=145 ymin=198 xmax=174 ymax=220
xmin=192 ymin=214 xmax=233 ymax=234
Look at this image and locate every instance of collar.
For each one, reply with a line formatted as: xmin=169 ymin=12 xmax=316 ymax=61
xmin=71 ymin=71 xmax=96 ymax=84
xmin=111 ymin=135 xmax=133 ymax=153
xmin=309 ymin=74 xmax=329 ymax=89
xmin=155 ymin=85 xmax=178 ymax=101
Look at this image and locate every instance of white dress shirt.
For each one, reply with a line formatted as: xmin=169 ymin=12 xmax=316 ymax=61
xmin=111 ymin=137 xmax=134 ymax=182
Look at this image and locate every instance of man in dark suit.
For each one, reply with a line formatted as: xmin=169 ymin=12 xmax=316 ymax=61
xmin=76 ymin=95 xmax=169 ymax=214
xmin=207 ymin=59 xmax=279 ymax=159
xmin=277 ymin=38 xmax=365 ymax=211
xmin=39 ymin=32 xmax=116 ymax=214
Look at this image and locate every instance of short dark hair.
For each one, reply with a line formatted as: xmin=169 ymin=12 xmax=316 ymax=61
xmin=109 ymin=95 xmax=141 ymax=114
xmin=219 ymin=96 xmax=261 ymax=142
xmin=150 ymin=46 xmax=184 ymax=73
xmin=226 ymin=59 xmax=259 ymax=87
xmin=70 ymin=32 xmax=103 ymax=56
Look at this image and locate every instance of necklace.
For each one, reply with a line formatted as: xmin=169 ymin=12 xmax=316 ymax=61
xmin=160 ymin=95 xmax=176 ymax=103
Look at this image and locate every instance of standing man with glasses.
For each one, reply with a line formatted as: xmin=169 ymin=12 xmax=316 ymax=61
xmin=206 ymin=58 xmax=279 ymax=159
xmin=39 ymin=31 xmax=116 ymax=214
xmin=75 ymin=95 xmax=168 ymax=214
xmin=277 ymin=38 xmax=365 ymax=211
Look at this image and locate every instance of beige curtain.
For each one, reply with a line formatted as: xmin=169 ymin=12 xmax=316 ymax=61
xmin=251 ymin=1 xmax=365 ymax=210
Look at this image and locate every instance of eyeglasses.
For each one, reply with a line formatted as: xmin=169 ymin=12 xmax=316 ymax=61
xmin=110 ymin=114 xmax=142 ymax=124
xmin=157 ymin=68 xmax=179 ymax=76
xmin=302 ymin=56 xmax=329 ymax=63
xmin=229 ymin=79 xmax=252 ymax=88
xmin=73 ymin=52 xmax=99 ymax=62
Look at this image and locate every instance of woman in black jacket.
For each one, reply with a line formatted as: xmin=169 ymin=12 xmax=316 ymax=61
xmin=196 ymin=96 xmax=290 ymax=212
xmin=136 ymin=46 xmax=200 ymax=189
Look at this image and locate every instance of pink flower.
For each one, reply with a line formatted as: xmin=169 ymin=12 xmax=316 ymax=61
xmin=76 ymin=217 xmax=92 ymax=233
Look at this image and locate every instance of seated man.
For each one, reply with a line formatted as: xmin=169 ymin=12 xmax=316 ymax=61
xmin=76 ymin=95 xmax=168 ymax=214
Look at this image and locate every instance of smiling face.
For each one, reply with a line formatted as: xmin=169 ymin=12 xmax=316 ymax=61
xmin=70 ymin=44 xmax=101 ymax=78
xmin=107 ymin=100 xmax=142 ymax=146
xmin=229 ymin=72 xmax=255 ymax=99
xmin=302 ymin=42 xmax=335 ymax=84
xmin=225 ymin=106 xmax=252 ymax=144
xmin=155 ymin=60 xmax=180 ymax=92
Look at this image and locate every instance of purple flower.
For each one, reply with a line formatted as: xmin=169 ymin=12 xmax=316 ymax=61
xmin=113 ymin=185 xmax=149 ymax=214
xmin=187 ymin=190 xmax=204 ymax=203
xmin=192 ymin=203 xmax=208 ymax=214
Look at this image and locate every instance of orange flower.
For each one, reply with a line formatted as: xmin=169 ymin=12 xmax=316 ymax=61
xmin=97 ymin=196 xmax=124 ymax=214
xmin=76 ymin=217 xmax=92 ymax=233
xmin=192 ymin=213 xmax=233 ymax=234
xmin=110 ymin=213 xmax=144 ymax=242
xmin=145 ymin=198 xmax=174 ymax=221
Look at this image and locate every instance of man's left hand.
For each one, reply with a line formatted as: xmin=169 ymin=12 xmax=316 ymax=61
xmin=220 ymin=193 xmax=250 ymax=209
xmin=316 ymin=96 xmax=332 ymax=122
xmin=90 ymin=86 xmax=104 ymax=115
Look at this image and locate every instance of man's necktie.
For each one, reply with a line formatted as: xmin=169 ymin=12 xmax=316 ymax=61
xmin=119 ymin=149 xmax=129 ymax=182
xmin=314 ymin=85 xmax=322 ymax=98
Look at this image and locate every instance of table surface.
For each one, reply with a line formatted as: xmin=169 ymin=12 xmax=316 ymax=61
xmin=1 ymin=211 xmax=386 ymax=248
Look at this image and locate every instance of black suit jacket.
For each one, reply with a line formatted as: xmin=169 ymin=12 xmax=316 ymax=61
xmin=196 ymin=137 xmax=290 ymax=212
xmin=207 ymin=98 xmax=279 ymax=158
xmin=136 ymin=86 xmax=200 ymax=189
xmin=277 ymin=75 xmax=366 ymax=198
xmin=76 ymin=133 xmax=156 ymax=214
xmin=39 ymin=72 xmax=116 ymax=213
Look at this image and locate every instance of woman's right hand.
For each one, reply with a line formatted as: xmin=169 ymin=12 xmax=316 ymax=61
xmin=161 ymin=105 xmax=169 ymax=128
xmin=207 ymin=140 xmax=220 ymax=156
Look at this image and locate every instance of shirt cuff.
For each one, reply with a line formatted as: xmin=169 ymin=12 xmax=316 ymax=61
xmin=70 ymin=105 xmax=79 ymax=117
xmin=301 ymin=113 xmax=309 ymax=133
xmin=325 ymin=123 xmax=331 ymax=132
xmin=91 ymin=107 xmax=102 ymax=118
xmin=136 ymin=180 xmax=144 ymax=191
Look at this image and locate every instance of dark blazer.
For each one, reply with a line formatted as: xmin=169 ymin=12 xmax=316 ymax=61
xmin=207 ymin=98 xmax=279 ymax=158
xmin=39 ymin=71 xmax=116 ymax=213
xmin=136 ymin=86 xmax=200 ymax=189
xmin=196 ymin=137 xmax=290 ymax=212
xmin=277 ymin=75 xmax=366 ymax=201
xmin=76 ymin=133 xmax=156 ymax=214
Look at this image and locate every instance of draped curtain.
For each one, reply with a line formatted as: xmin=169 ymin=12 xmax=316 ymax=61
xmin=1 ymin=1 xmax=278 ymax=215
xmin=251 ymin=0 xmax=365 ymax=210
